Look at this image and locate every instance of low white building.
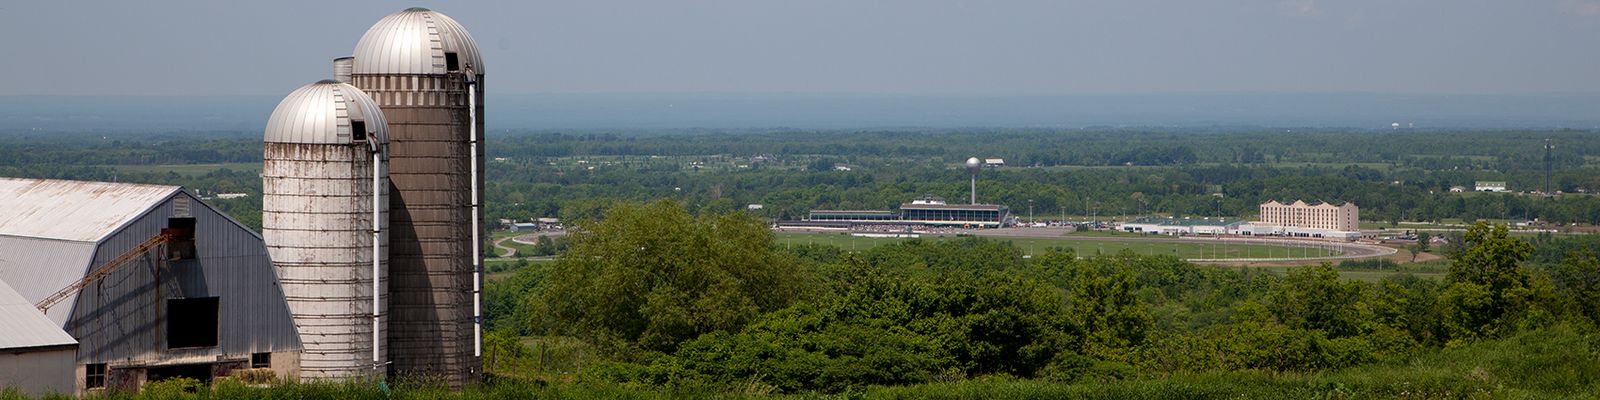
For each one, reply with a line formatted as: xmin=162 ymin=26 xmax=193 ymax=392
xmin=1233 ymin=223 xmax=1361 ymax=240
xmin=1475 ymin=181 xmax=1508 ymax=192
xmin=1118 ymin=217 xmax=1240 ymax=236
xmin=0 ymin=281 xmax=78 ymax=397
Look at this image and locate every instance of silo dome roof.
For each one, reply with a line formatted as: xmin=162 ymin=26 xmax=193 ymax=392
xmin=351 ymin=7 xmax=484 ymax=75
xmin=264 ymin=81 xmax=389 ymax=145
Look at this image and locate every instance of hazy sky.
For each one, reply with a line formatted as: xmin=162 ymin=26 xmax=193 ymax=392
xmin=3 ymin=0 xmax=1599 ymax=96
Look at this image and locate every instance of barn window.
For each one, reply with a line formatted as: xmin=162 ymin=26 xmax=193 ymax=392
xmin=86 ymin=363 xmax=106 ymax=389
xmin=251 ymin=352 xmax=271 ymax=369
xmin=165 ymin=217 xmax=196 ymax=260
xmin=167 ymin=297 xmax=219 ymax=349
xmin=445 ymin=52 xmax=460 ymax=71
xmin=352 ymin=120 xmax=367 ymax=142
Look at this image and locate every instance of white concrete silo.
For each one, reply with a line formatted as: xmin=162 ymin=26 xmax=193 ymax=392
xmin=346 ymin=7 xmax=484 ymax=386
xmin=262 ymin=80 xmax=390 ymax=380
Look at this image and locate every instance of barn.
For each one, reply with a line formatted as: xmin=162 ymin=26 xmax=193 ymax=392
xmin=0 ymin=177 xmax=302 ymax=394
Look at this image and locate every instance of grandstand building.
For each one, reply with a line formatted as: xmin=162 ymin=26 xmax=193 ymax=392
xmin=798 ymin=197 xmax=1011 ymax=228
xmin=808 ymin=210 xmax=899 ymax=222
xmin=898 ymin=197 xmax=1008 ymax=227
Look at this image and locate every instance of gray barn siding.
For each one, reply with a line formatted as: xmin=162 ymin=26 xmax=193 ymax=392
xmin=66 ymin=192 xmax=300 ymax=365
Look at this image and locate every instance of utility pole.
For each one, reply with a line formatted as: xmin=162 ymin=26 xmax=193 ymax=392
xmin=1028 ymin=199 xmax=1034 ymax=225
xmin=1544 ymin=138 xmax=1554 ymax=195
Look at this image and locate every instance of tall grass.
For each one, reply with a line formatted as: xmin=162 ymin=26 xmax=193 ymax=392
xmin=866 ymin=324 xmax=1600 ymax=399
xmin=6 ymin=324 xmax=1593 ymax=399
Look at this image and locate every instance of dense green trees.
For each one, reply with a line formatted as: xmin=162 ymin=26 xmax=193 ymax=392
xmin=1440 ymin=222 xmax=1545 ymax=343
xmin=491 ymin=203 xmax=1599 ymax=393
xmin=534 ymin=201 xmax=811 ymax=353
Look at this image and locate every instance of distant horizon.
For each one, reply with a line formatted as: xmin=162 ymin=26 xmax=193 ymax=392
xmin=6 ymin=2 xmax=1600 ymax=96
xmin=3 ymin=92 xmax=1599 ymax=132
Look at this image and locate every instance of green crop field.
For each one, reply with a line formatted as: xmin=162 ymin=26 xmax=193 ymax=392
xmin=774 ymin=232 xmax=1339 ymax=259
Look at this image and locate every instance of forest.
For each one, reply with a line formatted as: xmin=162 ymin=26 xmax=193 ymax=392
xmin=3 ymin=129 xmax=1600 ymax=232
xmin=1 ymin=128 xmax=1599 ymax=397
xmin=466 ymin=201 xmax=1600 ymax=397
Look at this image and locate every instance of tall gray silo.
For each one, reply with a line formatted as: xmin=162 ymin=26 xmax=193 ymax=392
xmin=262 ymin=80 xmax=391 ymax=380
xmin=346 ymin=7 xmax=484 ymax=385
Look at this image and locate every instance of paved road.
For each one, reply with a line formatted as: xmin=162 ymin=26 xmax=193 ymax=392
xmin=511 ymin=230 xmax=566 ymax=245
xmin=490 ymin=230 xmax=567 ymax=259
xmin=491 ymin=236 xmax=517 ymax=258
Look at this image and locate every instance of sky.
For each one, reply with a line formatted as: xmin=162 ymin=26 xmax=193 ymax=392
xmin=3 ymin=0 xmax=1600 ymax=97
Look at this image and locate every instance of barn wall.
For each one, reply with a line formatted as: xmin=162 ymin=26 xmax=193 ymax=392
xmin=66 ymin=192 xmax=301 ymax=367
xmin=0 ymin=346 xmax=76 ymax=397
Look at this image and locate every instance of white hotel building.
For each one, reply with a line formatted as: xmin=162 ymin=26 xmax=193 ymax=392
xmin=1259 ymin=200 xmax=1359 ymax=231
xmin=1235 ymin=200 xmax=1362 ymax=240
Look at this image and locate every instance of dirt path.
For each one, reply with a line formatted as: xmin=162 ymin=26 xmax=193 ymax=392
xmin=492 ymin=236 xmax=517 ymax=257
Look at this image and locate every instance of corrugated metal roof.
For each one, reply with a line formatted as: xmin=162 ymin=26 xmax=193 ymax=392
xmin=0 ymin=178 xmax=179 ymax=243
xmin=0 ymin=235 xmax=97 ymax=325
xmin=351 ymin=7 xmax=484 ymax=75
xmin=264 ymin=81 xmax=390 ymax=145
xmin=0 ymin=280 xmax=77 ymax=350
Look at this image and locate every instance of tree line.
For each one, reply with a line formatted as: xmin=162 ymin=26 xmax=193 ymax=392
xmin=481 ymin=201 xmax=1600 ymax=393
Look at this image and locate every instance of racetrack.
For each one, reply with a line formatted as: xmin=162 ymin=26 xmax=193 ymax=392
xmin=774 ymin=226 xmax=1397 ymax=263
xmin=973 ymin=227 xmax=1397 ymax=262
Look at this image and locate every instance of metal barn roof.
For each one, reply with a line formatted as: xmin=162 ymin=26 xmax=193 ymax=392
xmin=0 ymin=178 xmax=179 ymax=243
xmin=0 ymin=280 xmax=76 ymax=350
xmin=351 ymin=7 xmax=484 ymax=75
xmin=264 ymin=81 xmax=390 ymax=145
xmin=0 ymin=235 xmax=98 ymax=324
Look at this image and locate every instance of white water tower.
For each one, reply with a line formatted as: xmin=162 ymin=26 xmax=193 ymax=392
xmin=966 ymin=157 xmax=981 ymax=205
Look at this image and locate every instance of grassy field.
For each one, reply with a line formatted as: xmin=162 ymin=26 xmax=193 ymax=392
xmin=491 ymin=230 xmax=554 ymax=259
xmin=102 ymin=162 xmax=261 ymax=176
xmin=775 ymin=232 xmax=1339 ymax=260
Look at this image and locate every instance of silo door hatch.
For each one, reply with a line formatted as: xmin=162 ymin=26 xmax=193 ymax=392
xmin=352 ymin=121 xmax=367 ymax=141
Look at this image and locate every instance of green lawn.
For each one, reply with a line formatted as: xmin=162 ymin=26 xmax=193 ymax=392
xmin=775 ymin=232 xmax=1339 ymax=259
xmin=491 ymin=230 xmax=553 ymax=258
